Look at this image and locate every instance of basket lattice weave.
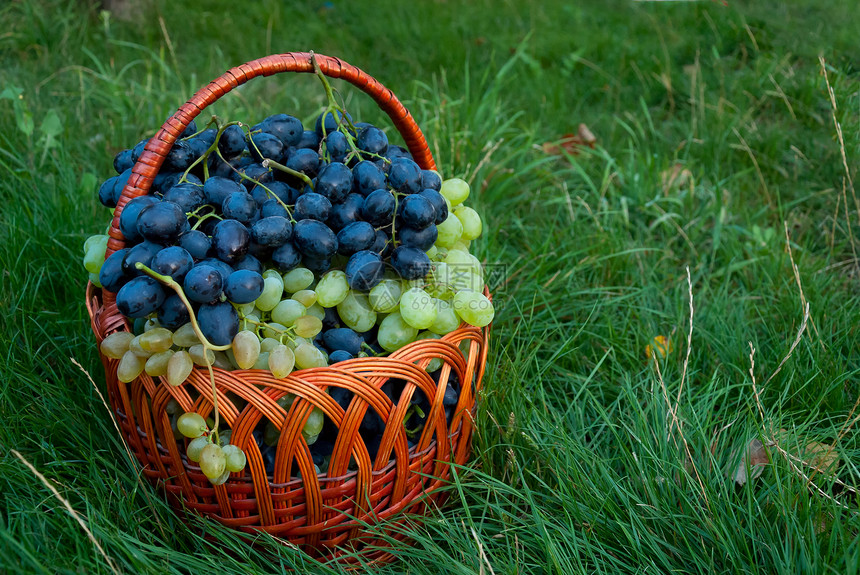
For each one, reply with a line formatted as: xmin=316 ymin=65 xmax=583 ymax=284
xmin=85 ymin=52 xmax=490 ymax=563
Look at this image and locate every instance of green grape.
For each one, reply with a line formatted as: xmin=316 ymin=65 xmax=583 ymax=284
xmin=199 ymin=443 xmax=226 ymax=480
xmin=222 ymin=444 xmax=247 ymax=472
xmin=450 ymin=269 xmax=483 ymax=293
xmin=256 ymin=276 xmax=284 ymax=311
xmin=426 ymin=245 xmax=438 ymax=259
xmin=189 ymin=344 xmax=215 ymax=366
xmin=337 ymin=290 xmax=377 ymax=332
xmin=225 ymin=348 xmax=240 ymax=369
xmin=294 ymin=315 xmax=323 ymax=338
xmin=83 ymin=235 xmax=108 ymax=273
xmin=277 ymin=394 xmax=296 ymax=409
xmin=369 ymin=279 xmax=402 ymax=313
xmin=452 ymin=240 xmax=471 ymax=252
xmin=167 ymin=350 xmax=194 ymax=386
xmin=399 ymin=288 xmax=438 ymax=330
xmin=83 ymin=234 xmax=107 ymax=254
xmin=210 ymin=468 xmax=231 ymax=486
xmin=186 ymin=436 xmax=210 ymax=462
xmin=173 ymin=323 xmax=200 ymax=347
xmin=302 ymin=407 xmax=324 ymax=440
xmin=452 ymin=290 xmax=495 ymax=328
xmin=282 ymin=267 xmax=314 ymax=293
xmin=426 ymin=262 xmax=453 ymax=299
xmin=417 ymin=331 xmax=444 ymax=372
xmin=271 ymin=299 xmax=306 ymax=326
xmin=440 ymin=178 xmax=470 ymax=206
xmin=117 ymin=350 xmax=146 ymax=383
xmin=139 ymin=327 xmax=173 ymax=353
xmin=261 ymin=322 xmax=288 ymax=340
xmin=435 ymin=212 xmax=463 ymax=248
xmin=128 ymin=335 xmax=153 ymax=358
xmin=100 ymin=331 xmax=135 ymax=359
xmin=260 ymin=337 xmax=280 ymax=352
xmin=315 ymin=270 xmax=349 ymax=307
xmin=177 ymin=412 xmax=207 ymax=438
xmin=143 ymin=317 xmax=162 ymax=332
xmin=232 ymin=330 xmax=261 ymax=370
xmin=375 ymin=311 xmax=388 ymax=326
xmin=212 ymin=351 xmax=233 ymax=370
xmin=286 ymin=336 xmax=310 ymax=350
xmin=443 ymin=249 xmax=471 ymax=267
xmin=262 ymin=269 xmax=282 ymax=280
xmin=252 ymin=351 xmax=271 ymax=370
xmin=218 ymin=429 xmax=232 ymax=446
xmin=268 ymin=344 xmax=295 ymax=378
xmin=294 ymin=343 xmax=328 ymax=370
xmin=377 ymin=312 xmax=419 ymax=352
xmin=305 ymin=303 xmax=326 ymax=321
xmin=240 ymin=312 xmax=261 ymax=333
xmin=234 ymin=301 xmax=256 ymax=317
xmin=292 ymin=289 xmax=317 ymax=308
xmin=89 ymin=272 xmax=102 ymax=288
xmin=428 ymin=299 xmax=461 ymax=335
xmin=145 ymin=349 xmax=175 ymax=377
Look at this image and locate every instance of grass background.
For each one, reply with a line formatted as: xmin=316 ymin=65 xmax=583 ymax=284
xmin=1 ymin=0 xmax=859 ymax=572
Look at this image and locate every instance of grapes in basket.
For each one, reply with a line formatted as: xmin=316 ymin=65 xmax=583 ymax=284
xmin=84 ymin=76 xmax=492 ymax=483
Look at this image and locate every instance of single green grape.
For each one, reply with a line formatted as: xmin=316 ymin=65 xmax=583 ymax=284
xmin=172 ymin=323 xmax=200 ymax=347
xmin=199 ymin=443 xmax=226 ymax=480
xmin=428 ymin=299 xmax=461 ymax=335
xmin=302 ymin=407 xmax=324 ymax=441
xmin=399 ymin=287 xmax=438 ymax=330
xmin=189 ymin=344 xmax=215 ymax=366
xmin=232 ymin=330 xmax=261 ymax=370
xmin=435 ymin=212 xmax=464 ymax=248
xmin=117 ymin=350 xmax=146 ymax=383
xmin=369 ymin=279 xmax=402 ymax=313
xmin=145 ymin=349 xmax=175 ymax=377
xmin=260 ymin=337 xmax=280 ymax=352
xmin=294 ymin=343 xmax=328 ymax=370
xmin=315 ymin=270 xmax=349 ymax=307
xmin=282 ymin=267 xmax=314 ymax=293
xmin=252 ymin=351 xmax=271 ymax=370
xmin=271 ymin=299 xmax=305 ymax=327
xmin=139 ymin=327 xmax=173 ymax=353
xmin=222 ymin=444 xmax=247 ymax=473
xmin=268 ymin=344 xmax=295 ymax=378
xmin=166 ymin=350 xmax=194 ymax=386
xmin=100 ymin=331 xmax=135 ymax=359
xmin=337 ymin=290 xmax=377 ymax=332
xmin=256 ymin=276 xmax=284 ymax=311
xmin=440 ymin=178 xmax=470 ymax=206
xmin=294 ymin=315 xmax=323 ymax=338
xmin=177 ymin=412 xmax=207 ymax=439
xmin=305 ymin=303 xmax=326 ymax=321
xmin=377 ymin=312 xmax=419 ymax=352
xmin=452 ymin=290 xmax=495 ymax=328
xmin=292 ymin=289 xmax=317 ymax=308
xmin=186 ymin=436 xmax=210 ymax=462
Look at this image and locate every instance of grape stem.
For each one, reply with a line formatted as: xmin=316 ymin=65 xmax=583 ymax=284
xmin=135 ymin=262 xmax=227 ymax=444
xmin=261 ymin=158 xmax=313 ymax=191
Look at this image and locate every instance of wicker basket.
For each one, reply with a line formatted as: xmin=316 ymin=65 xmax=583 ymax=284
xmin=85 ymin=52 xmax=490 ymax=564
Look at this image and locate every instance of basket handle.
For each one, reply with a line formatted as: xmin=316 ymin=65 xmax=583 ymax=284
xmin=106 ymin=52 xmax=436 ymax=257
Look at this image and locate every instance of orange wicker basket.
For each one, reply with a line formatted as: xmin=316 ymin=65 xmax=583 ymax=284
xmin=85 ymin=52 xmax=490 ymax=564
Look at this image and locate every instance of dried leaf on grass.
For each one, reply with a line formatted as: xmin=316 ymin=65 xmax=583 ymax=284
xmin=800 ymin=440 xmax=840 ymax=474
xmin=730 ymin=438 xmax=769 ymax=486
xmin=645 ymin=335 xmax=673 ymax=360
xmin=542 ymin=124 xmax=597 ymax=157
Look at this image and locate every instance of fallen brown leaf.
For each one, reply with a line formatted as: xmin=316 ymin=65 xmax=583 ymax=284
xmin=802 ymin=441 xmax=840 ymax=474
xmin=541 ymin=124 xmax=597 ymax=157
xmin=730 ymin=438 xmax=769 ymax=486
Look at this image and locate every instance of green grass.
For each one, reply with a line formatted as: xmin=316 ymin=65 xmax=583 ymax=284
xmin=2 ymin=0 xmax=860 ymax=572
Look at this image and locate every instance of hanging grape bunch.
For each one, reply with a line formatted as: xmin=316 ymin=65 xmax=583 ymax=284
xmin=83 ymin=62 xmax=493 ymax=484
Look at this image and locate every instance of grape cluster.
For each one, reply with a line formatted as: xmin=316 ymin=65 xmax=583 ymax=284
xmin=86 ymin=90 xmax=492 ymax=482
